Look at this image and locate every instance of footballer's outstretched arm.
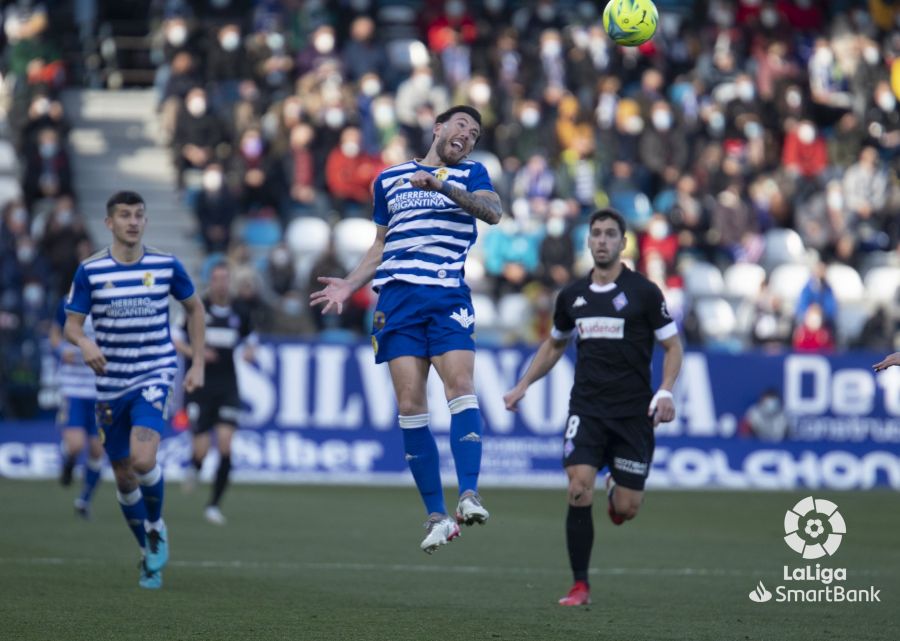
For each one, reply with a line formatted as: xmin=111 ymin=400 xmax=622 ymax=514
xmin=310 ymin=224 xmax=387 ymax=315
xmin=503 ymin=336 xmax=570 ymax=411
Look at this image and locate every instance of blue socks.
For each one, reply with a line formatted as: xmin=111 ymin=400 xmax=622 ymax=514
xmin=138 ymin=465 xmax=165 ymax=524
xmin=400 ymin=414 xmax=446 ymax=515
xmin=117 ymin=488 xmax=147 ymax=548
xmin=448 ymin=395 xmax=483 ymax=495
xmin=79 ymin=456 xmax=103 ymax=504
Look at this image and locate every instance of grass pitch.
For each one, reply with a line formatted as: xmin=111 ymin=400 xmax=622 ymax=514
xmin=0 ymin=481 xmax=896 ymax=641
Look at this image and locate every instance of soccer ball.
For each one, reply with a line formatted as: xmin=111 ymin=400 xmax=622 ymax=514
xmin=602 ymin=0 xmax=659 ymax=47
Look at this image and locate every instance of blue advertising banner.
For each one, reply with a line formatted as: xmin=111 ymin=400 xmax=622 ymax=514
xmin=2 ymin=340 xmax=899 ymax=489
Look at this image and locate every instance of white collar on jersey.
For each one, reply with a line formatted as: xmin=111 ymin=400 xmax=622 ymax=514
xmin=589 ymin=282 xmax=617 ymax=293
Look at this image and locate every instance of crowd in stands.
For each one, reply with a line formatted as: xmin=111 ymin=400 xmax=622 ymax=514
xmin=1 ymin=0 xmax=900 ymax=417
xmin=145 ymin=0 xmax=900 ymax=350
xmin=0 ymin=2 xmax=94 ymax=417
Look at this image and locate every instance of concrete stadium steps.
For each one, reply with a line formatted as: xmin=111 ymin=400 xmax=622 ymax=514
xmin=63 ymin=89 xmax=203 ymax=278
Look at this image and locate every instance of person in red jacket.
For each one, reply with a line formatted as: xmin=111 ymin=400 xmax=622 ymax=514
xmin=792 ymin=303 xmax=834 ymax=352
xmin=324 ymin=126 xmax=383 ymax=217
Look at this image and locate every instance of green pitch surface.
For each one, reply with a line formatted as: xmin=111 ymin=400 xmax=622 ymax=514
xmin=1 ymin=481 xmax=897 ymax=641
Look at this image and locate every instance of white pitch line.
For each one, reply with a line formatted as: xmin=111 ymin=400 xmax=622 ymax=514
xmin=0 ymin=557 xmax=887 ymax=578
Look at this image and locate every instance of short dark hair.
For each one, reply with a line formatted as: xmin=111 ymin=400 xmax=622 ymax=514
xmin=106 ymin=191 xmax=145 ymax=216
xmin=435 ymin=105 xmax=482 ymax=130
xmin=589 ymin=208 xmax=627 ymax=236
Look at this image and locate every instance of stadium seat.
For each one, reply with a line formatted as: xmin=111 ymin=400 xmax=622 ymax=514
xmin=241 ymin=217 xmax=282 ymax=248
xmin=385 ymin=38 xmax=429 ymax=72
xmin=682 ymin=260 xmax=724 ymax=298
xmin=0 ymin=140 xmax=17 ymax=174
xmin=768 ymin=264 xmax=811 ymax=312
xmin=723 ymin=263 xmax=766 ymax=301
xmin=863 ymin=266 xmax=900 ymax=309
xmin=761 ymin=228 xmax=806 ymax=271
xmin=825 ymin=263 xmax=864 ymax=305
xmin=333 ymin=218 xmax=376 ymax=272
xmin=694 ymin=297 xmax=736 ymax=341
xmin=285 ymin=217 xmax=331 ymax=285
xmin=835 ymin=305 xmax=870 ymax=346
xmin=470 ymin=293 xmax=498 ymax=329
xmin=497 ymin=293 xmax=532 ymax=335
xmin=467 ymin=150 xmax=503 ymax=184
xmin=0 ymin=176 xmax=21 ymax=209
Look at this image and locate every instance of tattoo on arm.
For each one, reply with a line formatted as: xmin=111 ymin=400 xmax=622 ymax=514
xmin=441 ymin=184 xmax=503 ymax=225
xmin=134 ymin=427 xmax=157 ymax=442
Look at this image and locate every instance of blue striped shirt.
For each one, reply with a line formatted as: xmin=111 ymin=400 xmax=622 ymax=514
xmin=54 ymin=298 xmax=96 ymax=400
xmin=65 ymin=247 xmax=195 ymax=401
xmin=372 ymin=159 xmax=493 ymax=290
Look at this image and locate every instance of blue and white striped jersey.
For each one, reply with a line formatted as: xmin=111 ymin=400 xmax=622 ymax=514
xmin=54 ymin=298 xmax=96 ymax=400
xmin=65 ymin=247 xmax=195 ymax=401
xmin=372 ymin=159 xmax=493 ymax=290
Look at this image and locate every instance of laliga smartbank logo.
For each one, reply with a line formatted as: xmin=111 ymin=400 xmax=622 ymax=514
xmin=748 ymin=496 xmax=881 ymax=604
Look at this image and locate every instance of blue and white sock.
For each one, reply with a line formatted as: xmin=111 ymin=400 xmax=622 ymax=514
xmin=400 ymin=414 xmax=445 ymax=515
xmin=79 ymin=456 xmax=103 ymax=504
xmin=138 ymin=464 xmax=165 ymax=526
xmin=448 ymin=395 xmax=483 ymax=495
xmin=117 ymin=488 xmax=147 ymax=549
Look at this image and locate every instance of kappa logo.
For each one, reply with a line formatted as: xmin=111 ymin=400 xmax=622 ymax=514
xmin=103 ymin=280 xmax=115 ymax=289
xmin=141 ymin=386 xmax=165 ymax=404
xmin=572 ymin=296 xmax=587 ymax=308
xmin=450 ymin=307 xmax=475 ymax=329
xmin=661 ymin=300 xmax=672 ymax=320
xmin=459 ymin=432 xmax=481 ymax=443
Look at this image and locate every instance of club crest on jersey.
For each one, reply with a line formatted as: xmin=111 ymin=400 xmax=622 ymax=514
xmin=434 ymin=167 xmax=449 ymax=181
xmin=573 ymin=296 xmax=587 ymax=308
xmin=143 ymin=272 xmax=155 ymax=288
xmin=142 ymin=386 xmax=165 ymax=403
xmin=613 ymin=292 xmax=628 ymax=311
xmin=450 ymin=307 xmax=475 ymax=329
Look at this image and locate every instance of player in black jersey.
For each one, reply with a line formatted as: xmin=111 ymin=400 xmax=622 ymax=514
xmin=504 ymin=209 xmax=683 ymax=607
xmin=174 ymin=262 xmax=256 ymax=525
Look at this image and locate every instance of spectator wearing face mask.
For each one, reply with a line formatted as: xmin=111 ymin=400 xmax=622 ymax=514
xmin=795 ymin=261 xmax=837 ymax=331
xmin=740 ymin=388 xmax=789 ymax=442
xmin=38 ymin=196 xmax=91 ymax=295
xmin=782 ymin=119 xmax=828 ymax=180
xmin=233 ymin=128 xmax=283 ymax=214
xmin=426 ymin=0 xmax=477 ymax=55
xmin=295 ymin=25 xmax=338 ymax=78
xmin=792 ymin=302 xmax=834 ymax=352
xmin=538 ymin=206 xmax=575 ymax=288
xmin=195 ymin=163 xmax=238 ymax=253
xmin=206 ymin=23 xmax=250 ymax=110
xmin=324 ymin=126 xmax=384 ymax=217
xmin=173 ymin=87 xmax=227 ymax=189
xmin=23 ymin=127 xmax=72 ymax=209
xmin=865 ymin=80 xmax=900 ymax=155
xmin=638 ymin=101 xmax=689 ymax=198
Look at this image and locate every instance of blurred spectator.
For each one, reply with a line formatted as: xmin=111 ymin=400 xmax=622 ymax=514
xmin=751 ymin=280 xmax=792 ymax=349
xmin=23 ymin=128 xmax=72 ymax=209
xmin=173 ymin=87 xmax=227 ymax=188
xmin=342 ymin=16 xmax=388 ymax=83
xmin=324 ymin=126 xmax=383 ymax=217
xmin=741 ymin=389 xmax=789 ymax=442
xmin=537 ymin=203 xmax=574 ymax=288
xmin=233 ymin=127 xmax=284 ymax=214
xmin=37 ymin=196 xmax=90 ymax=297
xmin=206 ymin=23 xmax=250 ymax=110
xmin=792 ymin=302 xmax=835 ymax=352
xmin=795 ymin=262 xmax=837 ymax=331
xmin=194 ymin=163 xmax=238 ymax=253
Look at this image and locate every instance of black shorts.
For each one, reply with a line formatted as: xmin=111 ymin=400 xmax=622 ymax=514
xmin=562 ymin=413 xmax=654 ymax=491
xmin=185 ymin=384 xmax=241 ymax=434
